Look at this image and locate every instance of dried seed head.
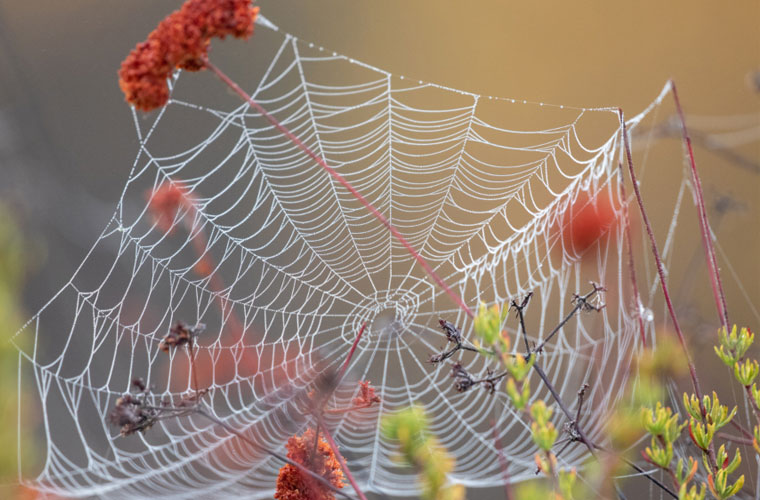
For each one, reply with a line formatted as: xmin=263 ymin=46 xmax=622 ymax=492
xmin=108 ymin=394 xmax=158 ymax=437
xmin=438 ymin=319 xmax=462 ymax=344
xmin=160 ymin=321 xmax=205 ymax=353
xmin=352 ymin=381 xmax=381 ymax=407
xmin=450 ymin=363 xmax=475 ymax=393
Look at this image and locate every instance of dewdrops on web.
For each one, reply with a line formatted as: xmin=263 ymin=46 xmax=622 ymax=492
xmin=118 ymin=0 xmax=260 ymax=111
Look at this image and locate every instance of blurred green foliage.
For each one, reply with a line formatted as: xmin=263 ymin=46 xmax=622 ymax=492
xmin=381 ymin=405 xmax=464 ymax=500
xmin=0 ymin=205 xmax=35 ymax=495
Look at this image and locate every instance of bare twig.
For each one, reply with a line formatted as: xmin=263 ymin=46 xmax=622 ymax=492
xmin=430 ymin=320 xmax=480 ymax=363
xmin=632 ymin=116 xmax=760 ymax=175
xmin=716 ymin=432 xmax=755 ymax=447
xmin=532 ymin=285 xmax=605 ymax=353
xmin=593 ymin=443 xmax=678 ymax=500
xmin=619 ymin=110 xmax=703 ymax=400
xmin=308 ymin=322 xmax=370 ymax=500
xmin=510 ymin=297 xmax=599 ymax=460
xmin=450 ymin=363 xmax=507 ymax=393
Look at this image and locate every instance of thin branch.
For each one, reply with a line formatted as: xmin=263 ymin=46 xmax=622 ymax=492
xmin=729 ymin=417 xmax=754 ymax=440
xmin=531 ymin=363 xmax=596 ymax=458
xmin=337 ymin=322 xmax=367 ymax=382
xmin=307 ymin=322 xmax=371 ymax=499
xmin=575 ymin=383 xmax=589 ymax=425
xmin=450 ymin=363 xmax=507 ymax=393
xmin=593 ymin=444 xmax=679 ymax=500
xmin=431 ymin=320 xmax=480 ymax=363
xmin=313 ymin=322 xmax=365 ymax=456
xmin=619 ymin=110 xmax=703 ymax=400
xmin=632 ymin=116 xmax=760 ymax=175
xmin=510 ymin=297 xmax=599 ymax=459
xmin=616 ymin=161 xmax=647 ymax=347
xmin=511 ymin=293 xmax=533 ymax=352
xmin=717 ymin=432 xmax=755 ymax=447
xmin=533 ymin=285 xmax=604 ymax=354
xmin=743 ymin=385 xmax=760 ymax=430
xmin=319 ymin=418 xmax=368 ymax=500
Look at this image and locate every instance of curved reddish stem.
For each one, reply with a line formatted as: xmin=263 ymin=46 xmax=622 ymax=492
xmin=619 ymin=110 xmax=703 ymax=400
xmin=621 ymin=108 xmax=720 ymax=473
xmin=669 ymin=80 xmax=730 ymax=331
xmin=337 ymin=323 xmax=367 ymax=382
xmin=319 ymin=418 xmax=368 ymax=500
xmin=616 ymin=163 xmax=647 ymax=347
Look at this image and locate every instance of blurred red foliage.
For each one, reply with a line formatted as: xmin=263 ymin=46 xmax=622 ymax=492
xmin=147 ymin=182 xmax=192 ymax=234
xmin=558 ymin=190 xmax=622 ymax=256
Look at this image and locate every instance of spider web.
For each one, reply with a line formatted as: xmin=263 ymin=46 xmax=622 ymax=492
xmin=12 ymin=14 xmax=742 ymax=499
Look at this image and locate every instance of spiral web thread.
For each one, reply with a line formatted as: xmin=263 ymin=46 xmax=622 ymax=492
xmin=13 ymin=14 xmax=751 ymax=499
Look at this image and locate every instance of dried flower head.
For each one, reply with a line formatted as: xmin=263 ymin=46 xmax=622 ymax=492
xmin=275 ymin=428 xmax=345 ymax=500
xmin=430 ymin=319 xmax=474 ymax=363
xmin=160 ymin=321 xmax=205 ymax=353
xmin=450 ymin=362 xmax=476 ymax=393
xmin=438 ymin=319 xmax=462 ymax=344
xmin=119 ymin=0 xmax=260 ymax=111
xmin=352 ymin=380 xmax=381 ymax=407
xmin=108 ymin=379 xmax=158 ymax=436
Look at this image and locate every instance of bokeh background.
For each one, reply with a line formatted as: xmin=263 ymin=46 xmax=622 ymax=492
xmin=0 ymin=0 xmax=757 ymax=498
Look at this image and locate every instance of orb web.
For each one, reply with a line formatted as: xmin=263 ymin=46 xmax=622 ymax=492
xmin=12 ymin=14 xmax=747 ymax=499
